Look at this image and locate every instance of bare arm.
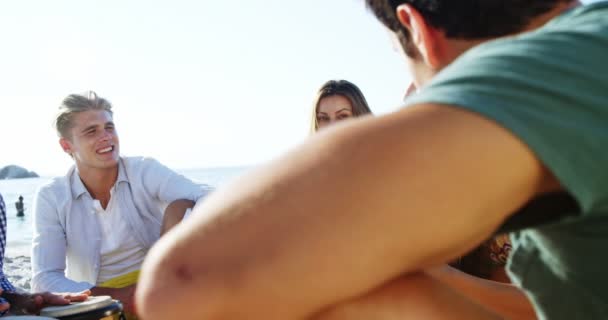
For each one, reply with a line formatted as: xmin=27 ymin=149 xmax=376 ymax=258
xmin=309 ymin=264 xmax=536 ymax=320
xmin=160 ymin=199 xmax=195 ymax=235
xmin=427 ymin=265 xmax=537 ymax=319
xmin=311 ymin=273 xmax=503 ymax=320
xmin=137 ymin=104 xmax=556 ymax=319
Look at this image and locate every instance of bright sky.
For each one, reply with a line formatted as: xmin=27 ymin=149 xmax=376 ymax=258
xmin=0 ymin=0 xmax=598 ymax=176
xmin=0 ymin=0 xmax=409 ymax=176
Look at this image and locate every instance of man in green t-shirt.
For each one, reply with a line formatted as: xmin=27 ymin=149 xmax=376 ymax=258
xmin=136 ymin=1 xmax=608 ymax=319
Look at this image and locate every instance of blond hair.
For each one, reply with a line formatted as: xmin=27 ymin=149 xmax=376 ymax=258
xmin=54 ymin=91 xmax=113 ymax=138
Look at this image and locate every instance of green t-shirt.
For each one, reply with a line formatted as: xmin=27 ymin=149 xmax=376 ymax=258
xmin=405 ymin=2 xmax=608 ymax=319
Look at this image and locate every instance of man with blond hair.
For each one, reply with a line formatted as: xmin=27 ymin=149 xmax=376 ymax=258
xmin=32 ymin=91 xmax=212 ymax=314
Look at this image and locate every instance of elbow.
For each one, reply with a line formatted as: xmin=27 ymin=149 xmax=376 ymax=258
xmin=137 ymin=258 xmax=298 ymax=319
xmin=136 ymin=247 xmax=231 ymax=320
xmin=136 ymin=243 xmax=284 ymax=319
xmin=137 ymin=223 xmax=297 ymax=319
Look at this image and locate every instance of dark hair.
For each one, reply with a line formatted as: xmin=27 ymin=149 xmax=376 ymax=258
xmin=365 ymin=0 xmax=571 ymax=56
xmin=311 ymin=80 xmax=373 ymax=132
xmin=450 ymin=235 xmax=512 ymax=280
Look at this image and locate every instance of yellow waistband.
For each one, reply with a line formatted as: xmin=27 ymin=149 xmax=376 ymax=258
xmin=98 ymin=270 xmax=140 ymax=288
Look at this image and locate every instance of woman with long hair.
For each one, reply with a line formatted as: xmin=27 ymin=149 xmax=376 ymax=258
xmin=310 ymin=80 xmax=372 ymax=133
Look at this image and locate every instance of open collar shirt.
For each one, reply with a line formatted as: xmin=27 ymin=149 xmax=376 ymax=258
xmin=31 ymin=157 xmax=212 ymax=292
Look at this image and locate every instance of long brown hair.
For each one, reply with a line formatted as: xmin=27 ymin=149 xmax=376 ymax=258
xmin=310 ymin=80 xmax=372 ymax=133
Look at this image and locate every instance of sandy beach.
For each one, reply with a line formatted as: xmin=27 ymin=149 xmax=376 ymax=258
xmin=4 ymin=256 xmax=32 ymax=291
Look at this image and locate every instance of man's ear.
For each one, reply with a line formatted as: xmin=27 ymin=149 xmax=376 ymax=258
xmin=59 ymin=137 xmax=73 ymax=155
xmin=395 ymin=4 xmax=445 ymax=69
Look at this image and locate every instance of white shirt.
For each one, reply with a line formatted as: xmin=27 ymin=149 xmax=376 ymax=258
xmin=31 ymin=156 xmax=213 ymax=292
xmin=93 ymin=196 xmax=146 ymax=284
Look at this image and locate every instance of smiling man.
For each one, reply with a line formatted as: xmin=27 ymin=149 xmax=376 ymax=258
xmin=31 ymin=91 xmax=212 ymax=315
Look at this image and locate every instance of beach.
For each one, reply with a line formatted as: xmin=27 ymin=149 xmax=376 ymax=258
xmin=5 ymin=256 xmax=32 ymax=291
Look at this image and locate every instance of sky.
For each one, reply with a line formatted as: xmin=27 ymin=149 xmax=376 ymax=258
xmin=0 ymin=0 xmax=598 ymax=176
xmin=0 ymin=0 xmax=410 ymax=176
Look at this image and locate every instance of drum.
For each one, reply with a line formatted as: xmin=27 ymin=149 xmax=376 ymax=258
xmin=39 ymin=296 xmax=125 ymax=320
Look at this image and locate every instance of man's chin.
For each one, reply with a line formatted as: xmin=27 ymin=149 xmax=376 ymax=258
xmin=95 ymin=155 xmax=120 ymax=168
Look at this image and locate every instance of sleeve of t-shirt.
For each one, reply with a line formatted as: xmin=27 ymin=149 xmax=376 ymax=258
xmin=404 ymin=19 xmax=608 ymax=217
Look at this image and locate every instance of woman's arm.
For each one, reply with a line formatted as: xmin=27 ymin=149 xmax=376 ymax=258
xmin=427 ymin=265 xmax=537 ymax=320
xmin=160 ymin=199 xmax=195 ymax=235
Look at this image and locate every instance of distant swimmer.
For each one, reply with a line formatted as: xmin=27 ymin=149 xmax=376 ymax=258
xmin=15 ymin=195 xmax=24 ymax=217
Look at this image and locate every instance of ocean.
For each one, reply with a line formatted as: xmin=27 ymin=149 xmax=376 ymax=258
xmin=0 ymin=166 xmax=250 ymax=257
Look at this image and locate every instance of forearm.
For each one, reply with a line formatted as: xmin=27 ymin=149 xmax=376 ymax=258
xmin=32 ymin=244 xmax=90 ymax=293
xmin=160 ymin=199 xmax=195 ymax=235
xmin=311 ymin=273 xmax=502 ymax=320
xmin=32 ymin=193 xmax=87 ymax=292
xmin=31 ymin=245 xmax=89 ymax=292
xmin=31 ymin=272 xmax=92 ymax=293
xmin=427 ymin=265 xmax=537 ymax=319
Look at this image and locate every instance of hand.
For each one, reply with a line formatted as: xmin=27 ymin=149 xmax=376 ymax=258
xmin=50 ymin=290 xmax=91 ymax=304
xmin=4 ymin=289 xmax=90 ymax=315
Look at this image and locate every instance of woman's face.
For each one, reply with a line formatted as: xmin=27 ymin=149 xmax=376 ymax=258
xmin=316 ymin=95 xmax=354 ymax=130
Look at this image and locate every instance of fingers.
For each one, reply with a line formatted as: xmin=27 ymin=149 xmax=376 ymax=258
xmin=64 ymin=293 xmax=89 ymax=302
xmin=38 ymin=292 xmax=70 ymax=305
xmin=49 ymin=289 xmax=91 ymax=303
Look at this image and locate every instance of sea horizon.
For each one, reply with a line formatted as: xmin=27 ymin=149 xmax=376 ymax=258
xmin=0 ymin=165 xmax=251 ymax=257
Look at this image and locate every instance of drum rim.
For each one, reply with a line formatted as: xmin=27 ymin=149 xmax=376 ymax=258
xmin=44 ymin=302 xmax=123 ymax=320
xmin=40 ymin=296 xmax=113 ymax=317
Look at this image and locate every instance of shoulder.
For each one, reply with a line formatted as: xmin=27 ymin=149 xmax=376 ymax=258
xmin=34 ymin=171 xmax=75 ymax=217
xmin=453 ymin=6 xmax=608 ymax=70
xmin=121 ymin=156 xmax=165 ymax=171
xmin=121 ymin=156 xmax=178 ymax=187
xmin=36 ymin=169 xmax=74 ymax=198
xmin=405 ymin=11 xmax=608 ymax=217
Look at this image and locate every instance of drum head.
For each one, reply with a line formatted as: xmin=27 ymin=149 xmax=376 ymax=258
xmin=40 ymin=295 xmax=113 ymax=318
